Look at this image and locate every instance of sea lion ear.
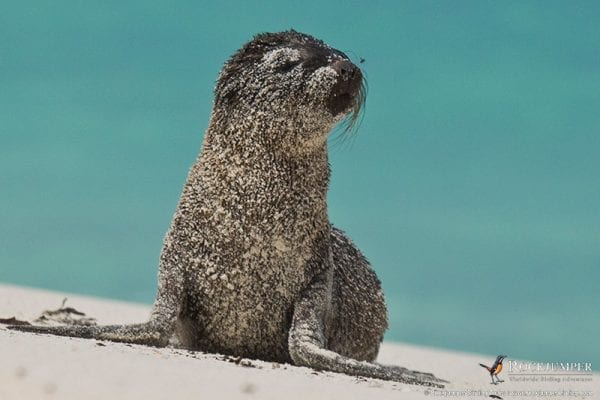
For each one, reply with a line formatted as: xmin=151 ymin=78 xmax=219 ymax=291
xmin=214 ymin=34 xmax=280 ymax=108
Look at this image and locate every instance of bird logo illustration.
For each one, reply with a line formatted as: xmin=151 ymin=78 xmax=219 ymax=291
xmin=479 ymin=355 xmax=507 ymax=384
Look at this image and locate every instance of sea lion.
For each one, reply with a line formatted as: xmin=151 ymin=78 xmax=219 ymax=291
xmin=9 ymin=30 xmax=445 ymax=387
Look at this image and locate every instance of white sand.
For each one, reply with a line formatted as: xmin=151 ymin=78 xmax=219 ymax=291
xmin=0 ymin=284 xmax=596 ymax=400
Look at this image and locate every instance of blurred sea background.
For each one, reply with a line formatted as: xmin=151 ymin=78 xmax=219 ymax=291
xmin=1 ymin=1 xmax=599 ymax=365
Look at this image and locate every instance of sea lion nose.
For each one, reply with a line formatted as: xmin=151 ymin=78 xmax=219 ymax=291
xmin=331 ymin=60 xmax=359 ymax=82
xmin=326 ymin=59 xmax=363 ymax=116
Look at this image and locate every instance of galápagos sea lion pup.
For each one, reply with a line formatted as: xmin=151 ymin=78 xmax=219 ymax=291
xmin=9 ymin=30 xmax=446 ymax=387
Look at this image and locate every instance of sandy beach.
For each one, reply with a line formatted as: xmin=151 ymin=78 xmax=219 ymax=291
xmin=0 ymin=283 xmax=596 ymax=400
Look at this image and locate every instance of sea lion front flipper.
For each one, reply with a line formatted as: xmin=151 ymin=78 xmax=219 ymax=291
xmin=8 ymin=243 xmax=186 ymax=348
xmin=7 ymin=320 xmax=173 ymax=347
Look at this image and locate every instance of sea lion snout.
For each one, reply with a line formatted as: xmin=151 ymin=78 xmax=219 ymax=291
xmin=332 ymin=59 xmax=360 ymax=83
xmin=327 ymin=59 xmax=363 ymax=117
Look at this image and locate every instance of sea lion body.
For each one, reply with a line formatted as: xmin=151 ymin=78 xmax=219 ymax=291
xmin=9 ymin=30 xmax=444 ymax=387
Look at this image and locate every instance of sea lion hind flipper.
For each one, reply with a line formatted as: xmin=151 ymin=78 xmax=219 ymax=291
xmin=7 ymin=321 xmax=172 ymax=347
xmin=289 ymin=315 xmax=447 ymax=386
xmin=288 ymin=269 xmax=448 ymax=387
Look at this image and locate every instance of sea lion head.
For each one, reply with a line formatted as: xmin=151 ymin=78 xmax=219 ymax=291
xmin=213 ymin=30 xmax=365 ymax=153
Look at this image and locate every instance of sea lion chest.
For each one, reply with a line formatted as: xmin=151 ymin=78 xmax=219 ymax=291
xmin=184 ymin=164 xmax=329 ymax=359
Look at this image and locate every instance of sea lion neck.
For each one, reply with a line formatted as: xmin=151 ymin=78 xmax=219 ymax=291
xmin=194 ymin=115 xmax=331 ymax=202
xmin=202 ymin=110 xmax=331 ymax=170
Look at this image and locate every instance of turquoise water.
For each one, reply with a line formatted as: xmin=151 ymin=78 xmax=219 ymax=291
xmin=1 ymin=2 xmax=599 ymax=366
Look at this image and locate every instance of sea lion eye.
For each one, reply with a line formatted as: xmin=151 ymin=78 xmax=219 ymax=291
xmin=275 ymin=60 xmax=300 ymax=73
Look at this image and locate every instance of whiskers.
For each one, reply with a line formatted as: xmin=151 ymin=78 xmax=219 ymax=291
xmin=330 ymin=77 xmax=368 ymax=149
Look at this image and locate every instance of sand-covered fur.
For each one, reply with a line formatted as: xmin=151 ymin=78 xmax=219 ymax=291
xmin=9 ymin=30 xmax=444 ymax=386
